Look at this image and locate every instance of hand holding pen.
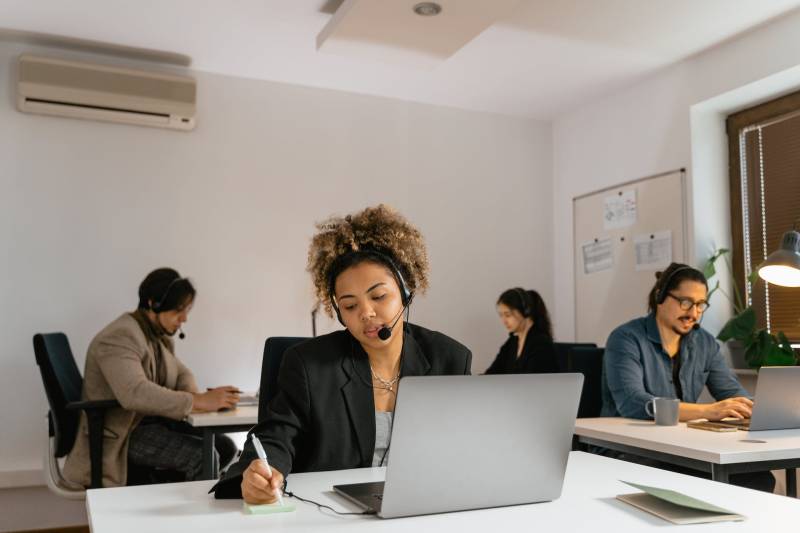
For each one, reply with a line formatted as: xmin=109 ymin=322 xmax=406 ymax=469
xmin=241 ymin=434 xmax=285 ymax=505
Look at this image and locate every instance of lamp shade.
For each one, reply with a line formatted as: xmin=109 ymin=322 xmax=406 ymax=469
xmin=757 ymin=230 xmax=800 ymax=287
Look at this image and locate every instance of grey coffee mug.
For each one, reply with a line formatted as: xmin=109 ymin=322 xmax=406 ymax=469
xmin=645 ymin=397 xmax=680 ymax=426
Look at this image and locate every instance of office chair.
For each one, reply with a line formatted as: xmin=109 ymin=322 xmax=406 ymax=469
xmin=33 ymin=333 xmax=119 ymax=498
xmin=258 ymin=337 xmax=309 ymax=423
xmin=553 ymin=342 xmax=597 ymax=372
xmin=567 ymin=346 xmax=605 ymax=418
xmin=34 ymin=333 xmax=182 ymax=497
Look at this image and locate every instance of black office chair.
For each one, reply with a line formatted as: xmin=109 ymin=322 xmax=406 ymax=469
xmin=33 ymin=332 xmax=181 ymax=495
xmin=553 ymin=342 xmax=597 ymax=372
xmin=33 ymin=332 xmax=119 ymax=496
xmin=258 ymin=337 xmax=309 ymax=423
xmin=567 ymin=346 xmax=605 ymax=418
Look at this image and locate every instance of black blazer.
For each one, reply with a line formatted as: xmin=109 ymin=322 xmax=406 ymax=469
xmin=485 ymin=331 xmax=558 ymax=375
xmin=212 ymin=322 xmax=471 ymax=498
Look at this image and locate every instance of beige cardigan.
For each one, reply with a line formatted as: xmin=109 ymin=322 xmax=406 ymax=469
xmin=63 ymin=312 xmax=197 ymax=487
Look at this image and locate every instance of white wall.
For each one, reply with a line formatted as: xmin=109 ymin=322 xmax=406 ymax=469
xmin=552 ymin=10 xmax=800 ymax=343
xmin=0 ymin=42 xmax=552 ymax=484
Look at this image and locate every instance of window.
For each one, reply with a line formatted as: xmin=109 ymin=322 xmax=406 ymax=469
xmin=727 ymin=90 xmax=800 ymax=341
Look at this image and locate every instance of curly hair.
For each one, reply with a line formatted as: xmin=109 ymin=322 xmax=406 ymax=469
xmin=307 ymin=204 xmax=430 ymax=317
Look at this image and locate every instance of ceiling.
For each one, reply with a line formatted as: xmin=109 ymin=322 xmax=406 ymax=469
xmin=2 ymin=0 xmax=800 ymax=120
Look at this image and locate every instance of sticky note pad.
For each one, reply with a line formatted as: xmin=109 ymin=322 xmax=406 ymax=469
xmin=243 ymin=501 xmax=296 ymax=514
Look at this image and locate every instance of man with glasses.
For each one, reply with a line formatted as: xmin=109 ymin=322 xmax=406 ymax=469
xmin=601 ymin=262 xmax=752 ymax=421
xmin=599 ymin=262 xmax=774 ymax=492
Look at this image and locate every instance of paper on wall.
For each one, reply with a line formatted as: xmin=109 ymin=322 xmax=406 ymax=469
xmin=603 ymin=190 xmax=637 ymax=229
xmin=634 ymin=231 xmax=672 ymax=271
xmin=582 ymin=238 xmax=614 ymax=274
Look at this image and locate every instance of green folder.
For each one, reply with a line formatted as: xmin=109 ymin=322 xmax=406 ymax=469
xmin=616 ymin=481 xmax=745 ymax=525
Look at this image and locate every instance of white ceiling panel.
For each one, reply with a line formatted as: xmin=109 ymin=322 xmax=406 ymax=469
xmin=2 ymin=0 xmax=799 ymax=119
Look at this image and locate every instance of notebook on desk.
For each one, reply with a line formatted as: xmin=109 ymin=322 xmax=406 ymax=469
xmin=617 ymin=481 xmax=745 ymax=524
xmin=333 ymin=373 xmax=584 ymax=518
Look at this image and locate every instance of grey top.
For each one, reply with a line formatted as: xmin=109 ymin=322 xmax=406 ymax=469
xmin=372 ymin=410 xmax=394 ymax=467
xmin=601 ymin=313 xmax=749 ymax=419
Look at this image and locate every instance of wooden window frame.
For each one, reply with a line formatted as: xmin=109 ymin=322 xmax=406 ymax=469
xmin=727 ymin=89 xmax=800 ymax=337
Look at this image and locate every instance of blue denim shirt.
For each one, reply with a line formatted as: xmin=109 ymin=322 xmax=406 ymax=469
xmin=601 ymin=313 xmax=748 ymax=419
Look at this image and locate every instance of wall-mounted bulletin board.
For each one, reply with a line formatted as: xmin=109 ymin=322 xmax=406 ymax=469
xmin=573 ymin=169 xmax=687 ymax=346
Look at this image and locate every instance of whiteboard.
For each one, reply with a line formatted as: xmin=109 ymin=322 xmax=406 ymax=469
xmin=573 ymin=170 xmax=687 ymax=346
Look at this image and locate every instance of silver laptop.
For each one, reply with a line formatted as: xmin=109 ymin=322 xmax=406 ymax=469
xmin=236 ymin=393 xmax=259 ymax=407
xmin=333 ymin=373 xmax=583 ymax=518
xmin=748 ymin=366 xmax=800 ymax=431
xmin=705 ymin=366 xmax=800 ymax=431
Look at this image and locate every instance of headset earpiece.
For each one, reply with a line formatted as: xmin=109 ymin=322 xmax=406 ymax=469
xmin=394 ymin=270 xmax=412 ymax=307
xmin=331 ymin=296 xmax=345 ymax=327
xmin=152 ymin=276 xmax=184 ymax=312
xmin=656 ymin=265 xmax=693 ymax=304
xmin=513 ymin=288 xmax=532 ymax=318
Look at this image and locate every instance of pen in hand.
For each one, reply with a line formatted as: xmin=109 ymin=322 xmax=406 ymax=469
xmin=250 ymin=434 xmax=284 ymax=506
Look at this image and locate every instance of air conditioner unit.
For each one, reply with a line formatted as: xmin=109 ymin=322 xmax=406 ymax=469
xmin=17 ymin=55 xmax=196 ymax=131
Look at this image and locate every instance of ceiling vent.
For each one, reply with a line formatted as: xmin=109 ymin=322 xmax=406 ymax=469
xmin=17 ymin=55 xmax=196 ymax=131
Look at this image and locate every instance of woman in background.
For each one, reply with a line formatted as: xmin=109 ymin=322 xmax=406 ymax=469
xmin=486 ymin=288 xmax=558 ymax=374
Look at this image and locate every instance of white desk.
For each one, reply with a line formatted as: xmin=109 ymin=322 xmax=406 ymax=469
xmin=86 ymin=451 xmax=800 ymax=532
xmin=186 ymin=405 xmax=258 ymax=479
xmin=575 ymin=417 xmax=800 ymax=496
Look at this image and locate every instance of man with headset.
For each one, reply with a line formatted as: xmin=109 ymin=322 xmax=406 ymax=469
xmin=600 ymin=262 xmax=773 ymax=492
xmin=63 ymin=268 xmax=240 ymax=488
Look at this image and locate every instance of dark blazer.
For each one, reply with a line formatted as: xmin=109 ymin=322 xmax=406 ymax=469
xmin=485 ymin=331 xmax=558 ymax=375
xmin=212 ymin=322 xmax=472 ymax=498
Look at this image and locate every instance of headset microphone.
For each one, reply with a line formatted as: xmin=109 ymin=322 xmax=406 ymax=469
xmin=377 ymin=321 xmax=398 ymax=341
xmin=178 ymin=327 xmax=186 ymax=340
xmin=692 ymin=311 xmax=705 ymax=332
xmin=377 ymin=295 xmax=414 ymax=341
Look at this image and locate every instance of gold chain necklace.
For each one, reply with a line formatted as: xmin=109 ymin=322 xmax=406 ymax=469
xmin=370 ymin=366 xmax=400 ymax=392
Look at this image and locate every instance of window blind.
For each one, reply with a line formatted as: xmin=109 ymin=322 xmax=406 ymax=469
xmin=727 ymin=93 xmax=800 ymax=341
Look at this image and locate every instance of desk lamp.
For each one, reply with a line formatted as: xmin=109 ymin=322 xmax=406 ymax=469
xmin=757 ymin=227 xmax=800 ymax=287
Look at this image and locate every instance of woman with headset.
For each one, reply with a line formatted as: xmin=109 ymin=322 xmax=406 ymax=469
xmin=212 ymin=204 xmax=472 ymax=502
xmin=485 ymin=288 xmax=558 ymax=374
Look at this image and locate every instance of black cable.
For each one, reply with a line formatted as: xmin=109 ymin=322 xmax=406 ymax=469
xmin=283 ymin=487 xmax=376 ymax=516
xmin=378 ymin=440 xmax=391 ymax=467
xmin=316 ymin=302 xmax=410 ymax=507
xmin=377 ymin=304 xmax=408 ymax=468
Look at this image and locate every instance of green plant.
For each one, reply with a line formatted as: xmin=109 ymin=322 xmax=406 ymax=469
xmin=702 ymin=248 xmax=796 ymax=368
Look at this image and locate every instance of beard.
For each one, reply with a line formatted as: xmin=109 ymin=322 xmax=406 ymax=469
xmin=671 ymin=316 xmax=695 ymax=336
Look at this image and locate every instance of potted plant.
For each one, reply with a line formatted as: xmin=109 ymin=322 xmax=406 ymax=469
xmin=702 ymin=248 xmax=796 ymax=368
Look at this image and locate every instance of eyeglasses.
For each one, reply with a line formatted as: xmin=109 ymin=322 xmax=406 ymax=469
xmin=666 ymin=293 xmax=709 ymax=312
